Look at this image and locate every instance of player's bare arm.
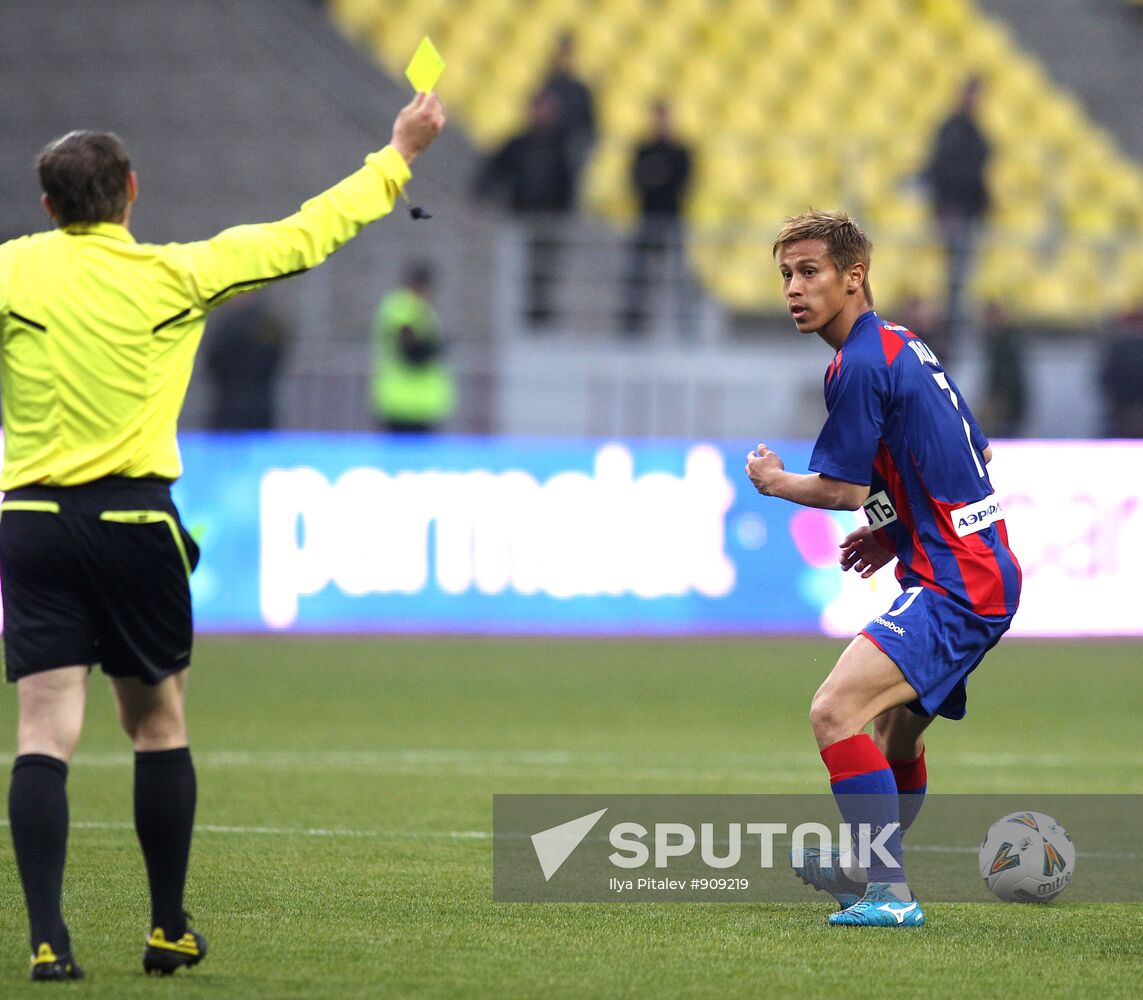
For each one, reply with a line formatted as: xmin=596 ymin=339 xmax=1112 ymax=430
xmin=838 ymin=525 xmax=894 ymax=579
xmin=745 ymin=443 xmax=870 ymax=510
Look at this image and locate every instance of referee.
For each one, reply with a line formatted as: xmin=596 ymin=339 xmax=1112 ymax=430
xmin=0 ymin=93 xmax=445 ymax=981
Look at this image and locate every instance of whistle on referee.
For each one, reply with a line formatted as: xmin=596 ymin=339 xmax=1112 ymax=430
xmin=400 ymin=190 xmax=432 ymax=222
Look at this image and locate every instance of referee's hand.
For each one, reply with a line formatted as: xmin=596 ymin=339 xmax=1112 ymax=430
xmin=392 ymin=92 xmax=446 ymax=167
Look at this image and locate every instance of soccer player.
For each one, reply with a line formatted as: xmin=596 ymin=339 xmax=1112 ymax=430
xmin=1 ymin=93 xmax=445 ymax=980
xmin=745 ymin=210 xmax=1021 ymax=926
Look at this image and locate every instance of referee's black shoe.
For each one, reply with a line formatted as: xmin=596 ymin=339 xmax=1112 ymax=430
xmin=30 ymin=942 xmax=85 ymax=982
xmin=142 ymin=919 xmax=207 ymax=976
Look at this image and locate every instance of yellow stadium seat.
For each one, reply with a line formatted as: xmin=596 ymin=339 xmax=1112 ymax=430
xmin=964 ymin=18 xmax=1017 ymax=72
xmin=867 ymin=194 xmax=929 ymax=231
xmin=607 ymin=102 xmax=651 ymax=144
xmin=1106 ymin=167 xmax=1143 ymax=228
xmin=1066 ymin=204 xmax=1121 ymax=241
xmin=1113 ymin=245 xmax=1143 ymax=306
xmin=369 ymin=19 xmax=425 ymax=72
xmin=871 ymin=240 xmax=944 ymax=308
xmin=328 ymin=0 xmax=379 ymax=36
xmin=919 ymin=0 xmax=972 ymax=33
xmin=972 ymin=242 xmax=1040 ymax=304
xmin=1033 ymin=93 xmax=1089 ymax=147
xmin=997 ymin=57 xmax=1050 ymax=106
xmin=328 ymin=0 xmax=1143 ymax=324
xmin=583 ymin=141 xmax=636 ymax=221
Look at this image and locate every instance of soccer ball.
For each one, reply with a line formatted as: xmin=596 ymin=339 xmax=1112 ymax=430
xmin=978 ymin=811 xmax=1075 ymax=903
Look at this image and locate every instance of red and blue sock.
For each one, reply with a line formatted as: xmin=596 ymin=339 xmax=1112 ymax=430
xmin=820 ymin=734 xmax=906 ymax=885
xmin=890 ymin=748 xmax=927 ymax=834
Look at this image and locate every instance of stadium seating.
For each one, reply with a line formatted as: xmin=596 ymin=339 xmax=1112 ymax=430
xmin=331 ymin=0 xmax=1143 ymax=324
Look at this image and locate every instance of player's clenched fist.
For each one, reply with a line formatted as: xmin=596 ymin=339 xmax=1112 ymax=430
xmin=745 ymin=442 xmax=784 ymax=495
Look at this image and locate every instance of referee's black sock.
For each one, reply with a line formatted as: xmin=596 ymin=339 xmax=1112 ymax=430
xmin=134 ymin=746 xmax=196 ymax=939
xmin=9 ymin=753 xmax=72 ymax=956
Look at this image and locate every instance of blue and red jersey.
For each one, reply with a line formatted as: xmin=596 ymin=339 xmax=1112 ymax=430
xmin=809 ymin=311 xmax=1021 ymax=616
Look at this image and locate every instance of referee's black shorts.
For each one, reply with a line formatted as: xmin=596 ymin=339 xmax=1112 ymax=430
xmin=0 ymin=476 xmax=200 ymax=684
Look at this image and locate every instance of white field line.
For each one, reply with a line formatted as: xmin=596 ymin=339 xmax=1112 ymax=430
xmin=0 ymin=819 xmax=492 ymax=840
xmin=69 ymin=749 xmax=809 ymax=768
xmin=52 ymin=748 xmax=1143 ymax=788
xmin=59 ymin=749 xmax=829 ymax=784
xmin=0 ymin=820 xmax=1135 ymax=860
xmin=62 ymin=748 xmax=1143 ymax=773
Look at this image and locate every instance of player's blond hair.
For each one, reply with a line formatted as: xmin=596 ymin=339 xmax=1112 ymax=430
xmin=772 ymin=209 xmax=874 ymax=306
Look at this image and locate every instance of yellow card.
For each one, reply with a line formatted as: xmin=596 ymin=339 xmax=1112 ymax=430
xmin=405 ymin=36 xmax=444 ymax=93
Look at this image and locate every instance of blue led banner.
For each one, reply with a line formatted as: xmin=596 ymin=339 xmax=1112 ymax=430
xmin=168 ymin=434 xmax=1143 ymax=636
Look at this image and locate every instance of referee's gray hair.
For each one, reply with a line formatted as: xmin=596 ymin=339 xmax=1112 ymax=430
xmin=37 ymin=130 xmax=132 ymax=227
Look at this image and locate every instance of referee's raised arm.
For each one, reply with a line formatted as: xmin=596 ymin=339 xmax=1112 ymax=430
xmin=0 ymin=92 xmax=445 ymax=983
xmin=181 ymin=92 xmax=446 ymax=314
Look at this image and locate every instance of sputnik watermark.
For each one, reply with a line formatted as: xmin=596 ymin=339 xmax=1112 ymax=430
xmin=602 ymin=820 xmax=897 ymax=896
xmin=529 ymin=809 xmax=899 ymax=883
xmin=606 ymin=820 xmax=899 ymax=871
xmin=495 ymin=793 xmax=1143 ymax=903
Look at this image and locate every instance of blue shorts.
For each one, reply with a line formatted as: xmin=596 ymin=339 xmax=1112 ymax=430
xmin=861 ymin=586 xmax=1014 ymax=721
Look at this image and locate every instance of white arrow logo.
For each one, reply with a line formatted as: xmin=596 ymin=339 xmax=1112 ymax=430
xmin=878 ymin=901 xmax=918 ymax=924
xmin=530 ymin=808 xmax=608 ymax=881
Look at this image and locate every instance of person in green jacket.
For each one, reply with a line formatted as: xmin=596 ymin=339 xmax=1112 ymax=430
xmin=372 ymin=261 xmax=456 ymax=432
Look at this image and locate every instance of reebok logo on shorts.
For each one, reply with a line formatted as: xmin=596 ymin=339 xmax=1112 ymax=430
xmin=874 ymin=617 xmax=907 ymax=636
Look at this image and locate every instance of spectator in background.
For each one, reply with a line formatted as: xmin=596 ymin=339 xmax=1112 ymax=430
xmin=471 ymin=91 xmax=574 ymax=327
xmin=538 ymin=31 xmax=597 ymax=202
xmin=372 ymin=261 xmax=455 ymax=433
xmin=923 ymin=77 xmax=990 ymax=352
xmin=203 ymin=292 xmax=289 ymax=430
xmin=620 ymin=100 xmax=694 ymax=337
xmin=978 ymin=302 xmax=1027 ymax=438
xmin=898 ymin=296 xmax=1024 ymax=437
xmin=898 ymin=293 xmax=945 ymax=357
xmin=898 ymin=294 xmax=941 ymax=335
xmin=1098 ymin=306 xmax=1143 ymax=437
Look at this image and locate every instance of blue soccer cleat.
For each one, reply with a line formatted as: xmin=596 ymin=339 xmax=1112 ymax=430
xmin=827 ymin=882 xmax=925 ymax=926
xmin=791 ymin=847 xmax=866 ymax=910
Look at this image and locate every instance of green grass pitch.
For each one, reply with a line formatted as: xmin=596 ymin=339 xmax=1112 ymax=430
xmin=2 ymin=636 xmax=1142 ymax=998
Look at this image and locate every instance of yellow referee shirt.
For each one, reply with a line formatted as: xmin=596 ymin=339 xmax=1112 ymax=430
xmin=0 ymin=144 xmax=411 ymax=490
